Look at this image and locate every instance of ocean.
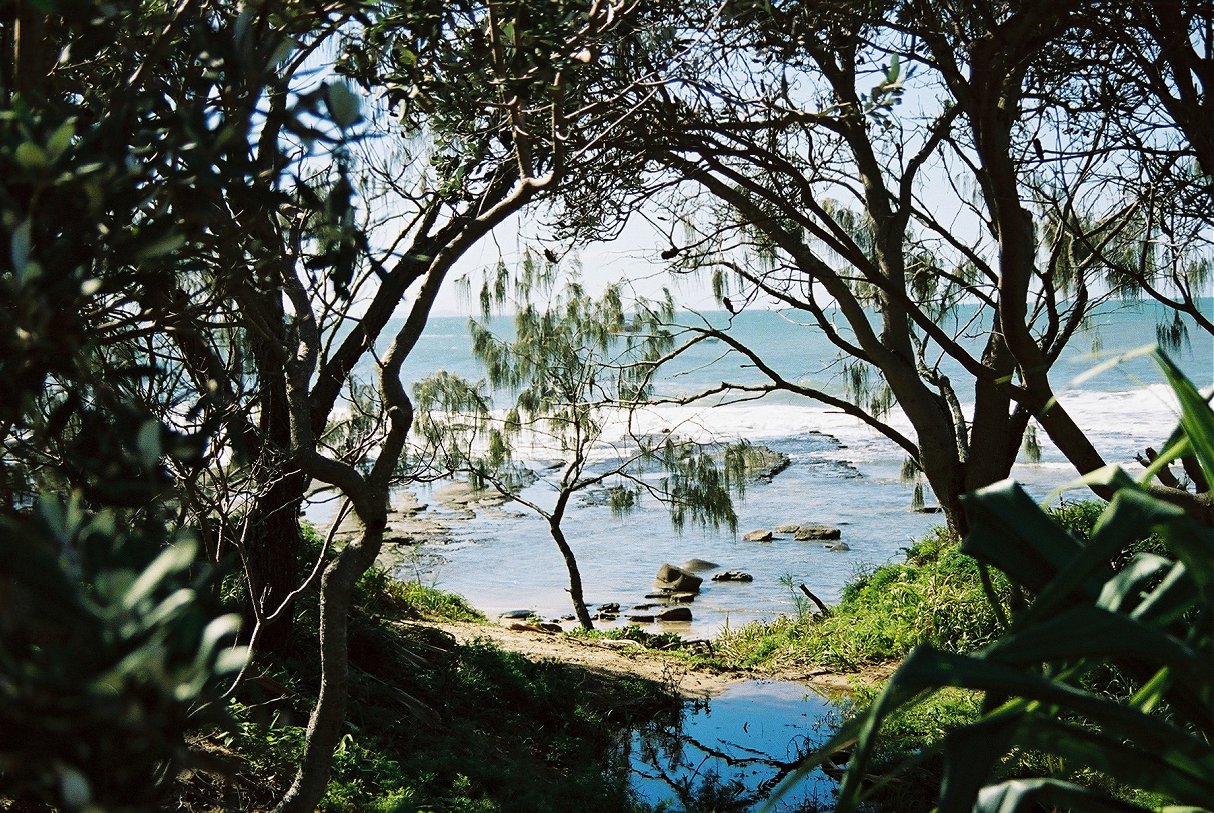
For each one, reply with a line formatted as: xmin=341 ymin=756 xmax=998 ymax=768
xmin=357 ymin=298 xmax=1213 ymax=637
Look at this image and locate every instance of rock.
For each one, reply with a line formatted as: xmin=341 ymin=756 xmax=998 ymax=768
xmin=915 ymin=505 xmax=943 ymax=514
xmin=657 ymin=606 xmax=692 ymax=622
xmin=507 ymin=622 xmax=542 ymax=632
xmin=499 ymin=609 xmax=534 ymax=620
xmin=594 ymin=611 xmax=618 ymax=621
xmin=382 ymin=534 xmax=421 ymax=547
xmin=680 ymin=558 xmax=720 ymax=572
xmin=626 ymin=613 xmax=656 ymax=623
xmin=712 ymin=570 xmax=754 ymax=582
xmin=742 ymin=529 xmax=773 ymax=542
xmin=654 ymin=563 xmax=703 ymax=593
xmin=538 ymin=622 xmax=563 ymax=633
xmin=738 ymin=445 xmax=792 ymax=482
xmin=597 ymin=603 xmax=620 ymax=614
xmin=632 ymin=603 xmax=659 ymax=610
xmin=775 ymin=523 xmax=802 ymax=534
xmin=668 ymin=592 xmax=697 ymax=603
xmin=794 ymin=525 xmax=842 ymax=541
xmin=825 ymin=541 xmax=851 ymax=552
xmin=644 ymin=592 xmax=671 ymax=599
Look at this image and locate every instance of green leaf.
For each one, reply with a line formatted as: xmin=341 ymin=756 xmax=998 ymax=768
xmin=325 ymin=82 xmax=362 ymax=129
xmin=960 ymin=481 xmax=1088 ymax=594
xmin=134 ymin=232 xmax=185 ymax=260
xmin=1097 ymin=552 xmax=1173 ymax=613
xmin=121 ymin=537 xmax=198 ymax=611
xmin=46 ymin=118 xmax=75 ymax=161
xmin=15 ymin=142 xmax=48 ymax=170
xmin=938 ymin=715 xmax=1020 ymax=812
xmin=136 ymin=419 xmax=162 ymax=465
xmin=1013 ymin=718 xmax=1214 ymax=805
xmin=1155 ymin=350 xmax=1214 ymax=482
xmin=10 ymin=218 xmax=31 ymax=276
xmin=975 ymin=778 xmax=1151 ymax=813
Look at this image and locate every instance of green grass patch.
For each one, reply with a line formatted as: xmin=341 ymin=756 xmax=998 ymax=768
xmin=712 ymin=501 xmax=1118 ymax=673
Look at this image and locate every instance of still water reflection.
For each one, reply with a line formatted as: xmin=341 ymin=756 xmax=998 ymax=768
xmin=622 ymin=680 xmax=841 ymax=812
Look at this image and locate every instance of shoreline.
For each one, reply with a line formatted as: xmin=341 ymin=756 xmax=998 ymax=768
xmin=411 ymin=616 xmax=897 ymax=698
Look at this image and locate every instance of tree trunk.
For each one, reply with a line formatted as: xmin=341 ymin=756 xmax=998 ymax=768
xmin=273 ymin=516 xmax=384 ymax=813
xmin=548 ymin=516 xmax=594 ymax=630
xmin=244 ymin=468 xmax=305 ymax=653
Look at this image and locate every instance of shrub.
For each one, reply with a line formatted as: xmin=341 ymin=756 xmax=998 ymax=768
xmin=783 ymin=352 xmax=1214 ymax=812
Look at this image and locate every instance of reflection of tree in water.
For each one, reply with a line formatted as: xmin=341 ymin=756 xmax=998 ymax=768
xmin=620 ymin=695 xmax=837 ymax=812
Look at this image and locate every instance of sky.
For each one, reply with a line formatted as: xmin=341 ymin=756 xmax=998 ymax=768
xmin=425 ymin=207 xmax=723 ymax=317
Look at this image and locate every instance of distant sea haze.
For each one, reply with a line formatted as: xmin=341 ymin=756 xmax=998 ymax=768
xmin=362 ymin=298 xmax=1213 ymax=636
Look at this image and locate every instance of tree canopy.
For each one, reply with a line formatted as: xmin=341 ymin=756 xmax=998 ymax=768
xmin=1 ymin=0 xmax=1211 ymax=808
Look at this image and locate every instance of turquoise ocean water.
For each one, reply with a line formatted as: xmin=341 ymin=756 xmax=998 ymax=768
xmin=349 ymin=298 xmax=1214 ymax=636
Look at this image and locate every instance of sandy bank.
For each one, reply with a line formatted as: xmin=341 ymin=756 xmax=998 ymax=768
xmin=406 ymin=617 xmax=895 ymax=698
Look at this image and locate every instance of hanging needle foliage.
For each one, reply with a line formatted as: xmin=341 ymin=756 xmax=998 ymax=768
xmin=413 ymin=259 xmax=746 ymax=628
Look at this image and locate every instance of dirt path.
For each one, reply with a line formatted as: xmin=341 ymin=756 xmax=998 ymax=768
xmin=414 ymin=618 xmax=894 ymax=698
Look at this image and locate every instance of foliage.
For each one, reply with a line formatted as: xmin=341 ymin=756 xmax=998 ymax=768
xmin=714 ymin=501 xmax=1118 ymax=673
xmin=414 ymin=273 xmax=743 ymax=628
xmin=713 ymin=526 xmax=1005 ymax=672
xmin=0 ymin=3 xmax=284 ymax=808
xmin=779 ymin=351 xmax=1214 ymax=812
xmin=0 ymin=497 xmax=245 ymax=811
xmin=206 ymin=575 xmax=674 ymax=813
xmin=567 ymin=0 xmax=1214 ymax=532
xmin=354 ymin=565 xmax=487 ymax=625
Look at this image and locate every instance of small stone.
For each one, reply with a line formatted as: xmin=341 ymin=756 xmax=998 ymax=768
xmin=712 ymin=570 xmax=754 ymax=582
xmin=743 ymin=529 xmax=774 ymax=542
xmin=825 ymin=541 xmax=851 ymax=552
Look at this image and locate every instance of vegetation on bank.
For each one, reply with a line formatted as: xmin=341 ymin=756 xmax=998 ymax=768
xmin=708 ymin=501 xmax=1103 ymax=674
xmin=177 ymin=565 xmax=677 ymax=813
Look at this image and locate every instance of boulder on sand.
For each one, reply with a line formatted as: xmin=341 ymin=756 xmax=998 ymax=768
xmin=742 ymin=529 xmax=773 ymax=542
xmin=793 ymin=525 xmax=842 ymax=541
xmin=654 ymin=563 xmax=703 ymax=593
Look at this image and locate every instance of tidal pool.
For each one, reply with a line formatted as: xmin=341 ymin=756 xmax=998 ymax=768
xmin=622 ymin=680 xmax=842 ymax=812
